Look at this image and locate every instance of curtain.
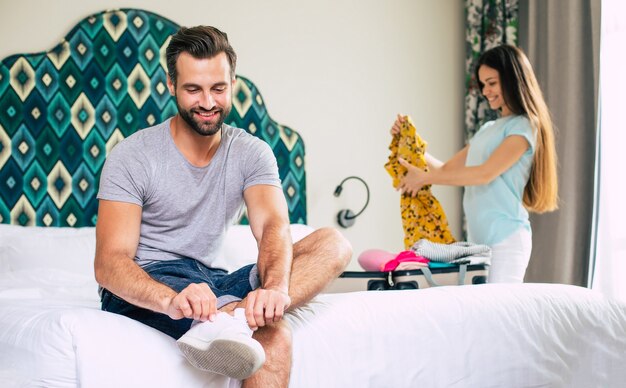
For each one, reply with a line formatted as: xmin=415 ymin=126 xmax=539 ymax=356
xmin=518 ymin=0 xmax=601 ymax=285
xmin=590 ymin=0 xmax=626 ymax=302
xmin=464 ymin=0 xmax=519 ymax=139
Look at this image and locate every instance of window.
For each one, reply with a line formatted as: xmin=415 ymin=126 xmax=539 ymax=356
xmin=590 ymin=0 xmax=626 ymax=302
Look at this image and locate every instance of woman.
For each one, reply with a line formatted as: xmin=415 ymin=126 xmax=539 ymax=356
xmin=391 ymin=44 xmax=558 ymax=283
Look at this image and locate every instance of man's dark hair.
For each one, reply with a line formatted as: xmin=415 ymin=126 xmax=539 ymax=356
xmin=166 ymin=26 xmax=237 ymax=85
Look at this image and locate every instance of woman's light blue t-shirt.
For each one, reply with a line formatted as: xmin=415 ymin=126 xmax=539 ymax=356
xmin=463 ymin=115 xmax=536 ymax=246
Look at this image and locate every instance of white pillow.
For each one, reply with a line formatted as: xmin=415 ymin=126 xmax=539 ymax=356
xmin=0 ymin=223 xmax=315 ymax=276
xmin=0 ymin=224 xmax=96 ymax=277
xmin=213 ymin=224 xmax=315 ymax=272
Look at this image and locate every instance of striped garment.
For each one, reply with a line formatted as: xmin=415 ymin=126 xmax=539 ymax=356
xmin=411 ymin=239 xmax=491 ymax=265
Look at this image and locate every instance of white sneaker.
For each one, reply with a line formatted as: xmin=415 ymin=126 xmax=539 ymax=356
xmin=177 ymin=309 xmax=265 ymax=379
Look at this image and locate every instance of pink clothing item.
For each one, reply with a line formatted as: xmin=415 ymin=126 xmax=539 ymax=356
xmin=381 ymin=251 xmax=429 ymax=272
xmin=358 ymin=249 xmax=396 ymax=271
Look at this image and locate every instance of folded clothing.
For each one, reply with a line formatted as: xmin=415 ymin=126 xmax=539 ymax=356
xmin=411 ymin=239 xmax=491 ymax=265
xmin=381 ymin=251 xmax=429 ymax=272
xmin=358 ymin=249 xmax=429 ymax=272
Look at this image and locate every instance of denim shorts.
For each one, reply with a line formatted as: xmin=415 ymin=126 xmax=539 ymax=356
xmin=101 ymin=258 xmax=260 ymax=339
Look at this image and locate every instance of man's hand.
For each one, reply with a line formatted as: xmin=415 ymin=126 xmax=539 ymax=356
xmin=244 ymin=288 xmax=291 ymax=331
xmin=164 ymin=283 xmax=218 ymax=322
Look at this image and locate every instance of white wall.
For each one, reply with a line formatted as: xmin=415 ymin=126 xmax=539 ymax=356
xmin=0 ymin=0 xmax=465 ymax=270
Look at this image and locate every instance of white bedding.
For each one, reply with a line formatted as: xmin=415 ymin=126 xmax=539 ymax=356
xmin=0 ymin=270 xmax=234 ymax=388
xmin=2 ymin=270 xmax=626 ymax=387
xmin=1 ymin=225 xmax=626 ymax=387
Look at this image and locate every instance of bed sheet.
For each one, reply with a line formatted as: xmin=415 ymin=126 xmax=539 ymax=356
xmin=290 ymin=284 xmax=626 ymax=387
xmin=0 ymin=269 xmax=236 ymax=388
xmin=2 ymin=269 xmax=626 ymax=388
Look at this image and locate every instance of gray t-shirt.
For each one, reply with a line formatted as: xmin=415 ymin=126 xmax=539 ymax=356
xmin=97 ymin=118 xmax=281 ymax=268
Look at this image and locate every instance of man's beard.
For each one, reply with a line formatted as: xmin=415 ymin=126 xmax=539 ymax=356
xmin=177 ymin=102 xmax=230 ymax=137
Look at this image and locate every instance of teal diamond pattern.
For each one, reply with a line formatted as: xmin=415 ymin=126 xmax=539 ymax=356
xmin=58 ymin=59 xmax=82 ymax=104
xmin=94 ymin=95 xmax=117 ymax=138
xmin=72 ymin=163 xmax=96 ymax=208
xmin=59 ymin=129 xmax=82 ymax=173
xmin=59 ymin=196 xmax=83 ymax=227
xmin=150 ymin=69 xmax=170 ymax=110
xmin=83 ymin=130 xmax=106 ymax=174
xmin=69 ymin=28 xmax=94 ymax=71
xmin=35 ymin=58 xmax=60 ymax=102
xmin=36 ymin=197 xmax=60 ymax=226
xmin=117 ymin=95 xmax=139 ymax=137
xmin=23 ymin=161 xmax=47 ymax=207
xmin=105 ymin=63 xmax=127 ymax=106
xmin=11 ymin=125 xmax=36 ymax=171
xmin=116 ymin=32 xmax=138 ymax=75
xmin=127 ymin=10 xmax=150 ymax=42
xmin=0 ymin=88 xmax=23 ymax=135
xmin=0 ymin=159 xmax=22 ymax=207
xmin=138 ymin=35 xmax=161 ymax=76
xmin=48 ymin=92 xmax=72 ymax=137
xmin=35 ymin=128 xmax=60 ymax=173
xmin=93 ymin=29 xmax=116 ymax=72
xmin=83 ymin=62 xmax=106 ymax=103
xmin=22 ymin=89 xmax=47 ymax=137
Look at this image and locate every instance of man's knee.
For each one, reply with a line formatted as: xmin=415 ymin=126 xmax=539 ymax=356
xmin=314 ymin=227 xmax=352 ymax=269
xmin=294 ymin=227 xmax=352 ymax=274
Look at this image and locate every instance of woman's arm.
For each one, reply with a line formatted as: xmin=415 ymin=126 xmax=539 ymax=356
xmin=398 ymin=135 xmax=529 ymax=196
xmin=424 ymin=152 xmax=444 ymax=170
xmin=430 ymin=145 xmax=470 ymax=172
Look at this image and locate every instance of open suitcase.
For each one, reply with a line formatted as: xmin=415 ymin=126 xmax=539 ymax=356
xmin=323 ymin=263 xmax=488 ymax=293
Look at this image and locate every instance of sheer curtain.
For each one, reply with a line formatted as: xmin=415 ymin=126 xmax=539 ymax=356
xmin=589 ymin=0 xmax=626 ymax=302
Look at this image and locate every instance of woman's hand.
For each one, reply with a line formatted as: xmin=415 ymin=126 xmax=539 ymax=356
xmin=390 ymin=114 xmax=406 ymax=136
xmin=397 ymin=157 xmax=429 ymax=197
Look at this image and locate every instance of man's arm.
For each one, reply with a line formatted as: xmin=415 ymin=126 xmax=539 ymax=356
xmin=94 ymin=200 xmax=217 ymax=321
xmin=242 ymin=184 xmax=292 ymax=329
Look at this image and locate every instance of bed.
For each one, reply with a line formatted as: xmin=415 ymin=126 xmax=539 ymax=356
xmin=1 ymin=8 xmax=626 ymax=388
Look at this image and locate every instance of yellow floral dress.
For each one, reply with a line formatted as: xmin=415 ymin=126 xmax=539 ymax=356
xmin=384 ymin=116 xmax=456 ymax=249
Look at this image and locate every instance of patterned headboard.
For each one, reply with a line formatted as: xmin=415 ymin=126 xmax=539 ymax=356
xmin=0 ymin=8 xmax=306 ymax=227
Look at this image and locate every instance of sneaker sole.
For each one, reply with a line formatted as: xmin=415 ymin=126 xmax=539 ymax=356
xmin=178 ymin=338 xmax=265 ymax=380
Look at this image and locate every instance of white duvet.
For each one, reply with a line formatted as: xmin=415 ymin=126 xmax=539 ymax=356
xmin=1 ymin=268 xmax=626 ymax=388
xmin=1 ymin=224 xmax=625 ymax=387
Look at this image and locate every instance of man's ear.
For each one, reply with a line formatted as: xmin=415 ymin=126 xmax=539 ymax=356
xmin=166 ymin=75 xmax=175 ymax=96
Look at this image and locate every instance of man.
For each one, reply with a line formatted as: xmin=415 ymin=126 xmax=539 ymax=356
xmin=94 ymin=25 xmax=352 ymax=387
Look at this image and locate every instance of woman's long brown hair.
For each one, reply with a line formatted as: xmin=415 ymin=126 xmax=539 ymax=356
xmin=475 ymin=45 xmax=558 ymax=213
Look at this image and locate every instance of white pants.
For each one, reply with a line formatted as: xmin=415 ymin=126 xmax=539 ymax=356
xmin=488 ymin=228 xmax=532 ymax=283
